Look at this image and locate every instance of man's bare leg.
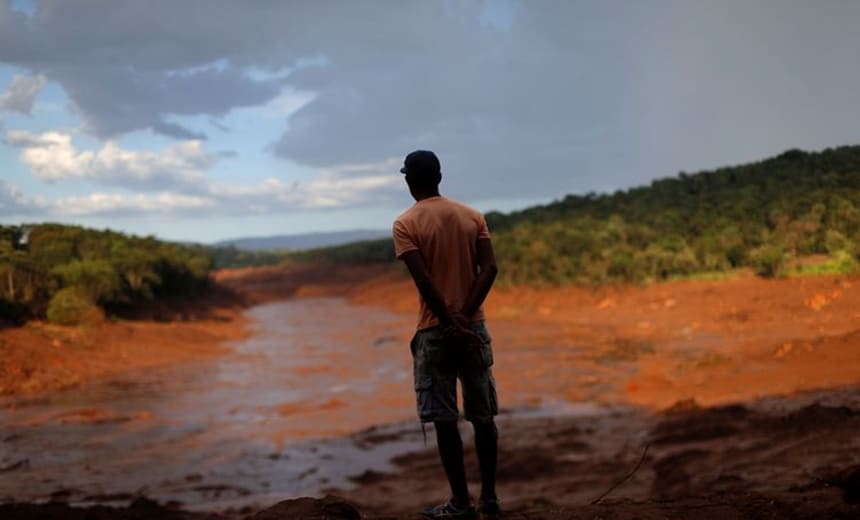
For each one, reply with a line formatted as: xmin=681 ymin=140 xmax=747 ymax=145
xmin=473 ymin=420 xmax=498 ymax=501
xmin=434 ymin=420 xmax=470 ymax=507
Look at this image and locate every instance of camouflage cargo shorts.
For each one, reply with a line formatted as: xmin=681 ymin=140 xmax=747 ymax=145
xmin=409 ymin=320 xmax=499 ymax=424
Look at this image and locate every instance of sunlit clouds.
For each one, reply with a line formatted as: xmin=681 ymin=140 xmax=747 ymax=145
xmin=4 ymin=131 xmax=214 ymax=190
xmin=1 ymin=1 xmax=860 ymax=240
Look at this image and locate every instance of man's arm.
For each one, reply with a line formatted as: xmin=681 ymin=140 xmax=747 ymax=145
xmin=400 ymin=251 xmax=482 ymax=344
xmin=394 ymin=219 xmax=456 ymax=324
xmin=400 ymin=250 xmax=458 ymax=327
xmin=460 ymin=237 xmax=498 ymax=319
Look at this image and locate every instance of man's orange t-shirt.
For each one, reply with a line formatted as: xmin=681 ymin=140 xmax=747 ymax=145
xmin=393 ymin=196 xmax=491 ymax=331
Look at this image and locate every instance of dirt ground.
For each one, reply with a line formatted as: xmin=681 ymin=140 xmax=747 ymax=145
xmin=231 ymin=264 xmax=860 ymax=518
xmin=3 ymin=263 xmax=860 ymax=519
xmin=4 ymin=387 xmax=859 ymax=519
xmin=0 ymin=285 xmax=250 ymax=398
xmin=328 ymin=385 xmax=860 ymax=519
xmin=218 ymin=263 xmax=860 ymax=411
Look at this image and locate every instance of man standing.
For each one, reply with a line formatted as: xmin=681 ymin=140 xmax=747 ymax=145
xmin=392 ymin=150 xmax=501 ymax=519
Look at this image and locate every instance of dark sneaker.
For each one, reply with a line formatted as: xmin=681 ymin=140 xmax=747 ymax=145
xmin=478 ymin=498 xmax=501 ymax=519
xmin=422 ymin=499 xmax=477 ymax=518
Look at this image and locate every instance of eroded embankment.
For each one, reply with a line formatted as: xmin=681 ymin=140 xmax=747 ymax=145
xmin=218 ymin=263 xmax=860 ymax=409
xmin=0 ymin=286 xmax=250 ymax=398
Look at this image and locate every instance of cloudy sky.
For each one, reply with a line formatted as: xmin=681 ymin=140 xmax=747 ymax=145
xmin=1 ymin=0 xmax=860 ymax=243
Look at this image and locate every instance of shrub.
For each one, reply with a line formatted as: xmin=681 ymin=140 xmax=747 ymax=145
xmin=52 ymin=259 xmax=121 ymax=304
xmin=749 ymin=244 xmax=790 ymax=278
xmin=46 ymin=287 xmax=103 ymax=326
xmin=793 ymin=250 xmax=860 ymax=276
xmin=831 ymin=250 xmax=860 ymax=273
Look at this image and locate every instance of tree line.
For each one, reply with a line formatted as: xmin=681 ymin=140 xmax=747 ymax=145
xmin=5 ymin=145 xmax=859 ymax=325
xmin=0 ymin=224 xmax=211 ymax=325
xmin=291 ymin=145 xmax=860 ymax=284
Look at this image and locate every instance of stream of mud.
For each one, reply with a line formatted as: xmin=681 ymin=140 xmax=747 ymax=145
xmin=6 ymin=283 xmax=859 ymax=516
xmin=0 ymin=299 xmax=435 ymax=510
xmin=0 ymin=297 xmax=617 ymax=512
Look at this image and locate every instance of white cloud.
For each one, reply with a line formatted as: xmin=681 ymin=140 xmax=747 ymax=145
xmin=0 ymin=179 xmax=44 ymax=216
xmin=54 ymin=191 xmax=215 ymax=217
xmin=0 ymin=74 xmax=45 ymax=114
xmin=204 ymin=158 xmax=402 ymax=213
xmin=303 ymin=158 xmax=402 ymax=207
xmin=48 ymin=164 xmax=401 ymax=217
xmin=4 ymin=130 xmax=214 ymax=191
xmin=1 ymin=131 xmax=402 ymax=217
xmin=3 ymin=2 xmax=860 ymax=205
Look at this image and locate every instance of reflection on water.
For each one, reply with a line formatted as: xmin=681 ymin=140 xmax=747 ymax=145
xmin=0 ymin=298 xmax=423 ymax=509
xmin=0 ymin=297 xmax=607 ymax=510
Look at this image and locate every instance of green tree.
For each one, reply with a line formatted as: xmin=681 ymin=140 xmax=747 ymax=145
xmin=52 ymin=259 xmax=122 ymax=304
xmin=110 ymin=243 xmax=161 ymax=300
xmin=46 ymin=287 xmax=102 ymax=326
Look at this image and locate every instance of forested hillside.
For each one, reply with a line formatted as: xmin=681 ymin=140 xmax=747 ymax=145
xmin=4 ymin=145 xmax=859 ymax=325
xmin=0 ymin=224 xmax=212 ymax=325
xmin=295 ymin=146 xmax=860 ymax=284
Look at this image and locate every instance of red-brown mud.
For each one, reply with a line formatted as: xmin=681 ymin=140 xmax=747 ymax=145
xmin=219 ymin=264 xmax=860 ymax=411
xmin=4 ymin=387 xmax=859 ymax=518
xmin=329 ymin=386 xmax=860 ymax=519
xmin=3 ymin=264 xmax=860 ymax=519
xmin=0 ymin=286 xmax=249 ymax=398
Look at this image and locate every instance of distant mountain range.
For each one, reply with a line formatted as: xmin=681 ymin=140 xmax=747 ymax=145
xmin=214 ymin=229 xmax=390 ymax=251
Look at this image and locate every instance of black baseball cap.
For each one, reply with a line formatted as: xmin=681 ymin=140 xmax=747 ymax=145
xmin=400 ymin=150 xmax=440 ymax=175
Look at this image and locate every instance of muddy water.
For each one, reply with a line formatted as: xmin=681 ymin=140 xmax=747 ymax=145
xmin=0 ymin=298 xmax=606 ymax=511
xmin=0 ymin=299 xmax=434 ymax=510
